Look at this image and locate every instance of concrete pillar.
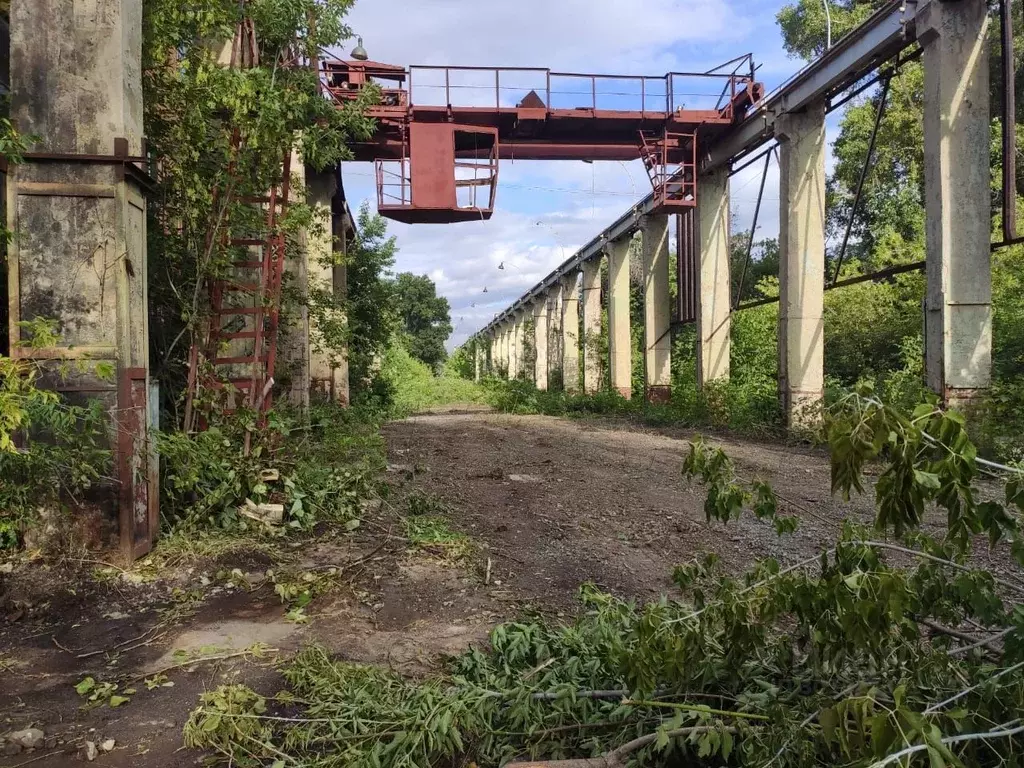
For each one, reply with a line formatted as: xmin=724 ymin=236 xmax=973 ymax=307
xmin=776 ymin=103 xmax=827 ymax=428
xmin=508 ymin=318 xmax=519 ymax=379
xmin=7 ymin=0 xmax=158 ymax=557
xmin=581 ymin=257 xmax=603 ymax=394
xmin=606 ymin=237 xmax=632 ymax=399
xmin=696 ymin=168 xmax=731 ymax=387
xmin=474 ymin=340 xmax=483 ymax=382
xmin=642 ymin=215 xmax=672 ymax=403
xmin=533 ymin=300 xmax=549 ymax=391
xmin=514 ymin=313 xmax=527 ymax=380
xmin=489 ymin=332 xmax=497 ymax=375
xmin=561 ymin=274 xmax=580 ymax=393
xmin=308 ymin=168 xmax=344 ymax=402
xmin=329 ymin=188 xmax=352 ymax=406
xmin=918 ymin=0 xmax=992 ymax=404
xmin=281 ymin=153 xmax=310 ymax=409
xmin=500 ymin=326 xmax=510 ymax=378
xmin=548 ymin=285 xmax=562 ymax=386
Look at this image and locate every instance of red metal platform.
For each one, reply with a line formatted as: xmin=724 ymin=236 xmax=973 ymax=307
xmin=321 ymin=57 xmax=763 ymax=223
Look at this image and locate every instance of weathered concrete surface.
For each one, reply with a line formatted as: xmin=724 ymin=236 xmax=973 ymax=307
xmin=514 ymin=313 xmax=527 ymax=381
xmin=561 ymin=274 xmax=580 ymax=393
xmin=697 ymin=168 xmax=731 ymax=387
xmin=0 ymin=17 xmax=9 ymax=95
xmin=307 ymin=167 xmax=344 ymax=402
xmin=547 ymin=285 xmax=562 ymax=385
xmin=280 ymin=153 xmax=310 ymax=408
xmin=8 ymin=0 xmax=156 ymax=556
xmin=533 ymin=299 xmax=549 ymax=391
xmin=641 ymin=215 xmax=671 ymax=403
xmin=474 ymin=342 xmax=483 ymax=382
xmin=581 ymin=257 xmax=602 ymax=393
xmin=918 ymin=0 xmax=992 ymax=405
xmin=776 ymin=103 xmax=826 ymax=429
xmin=606 ymin=238 xmax=632 ymax=399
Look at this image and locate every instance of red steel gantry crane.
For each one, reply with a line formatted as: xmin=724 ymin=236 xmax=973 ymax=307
xmin=320 ymin=54 xmax=763 ymax=223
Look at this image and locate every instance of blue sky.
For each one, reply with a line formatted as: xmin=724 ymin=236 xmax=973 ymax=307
xmin=339 ymin=0 xmax=833 ymax=349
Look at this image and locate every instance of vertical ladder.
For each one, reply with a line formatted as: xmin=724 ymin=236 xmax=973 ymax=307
xmin=183 ymin=12 xmax=295 ymax=432
xmin=639 ymin=128 xmax=698 ymax=212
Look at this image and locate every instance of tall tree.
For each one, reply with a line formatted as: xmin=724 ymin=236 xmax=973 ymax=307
xmin=392 ymin=273 xmax=452 ymax=372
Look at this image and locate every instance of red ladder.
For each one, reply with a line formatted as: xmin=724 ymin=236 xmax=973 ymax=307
xmin=183 ymin=12 xmax=295 ymax=433
xmin=639 ymin=129 xmax=698 ymax=212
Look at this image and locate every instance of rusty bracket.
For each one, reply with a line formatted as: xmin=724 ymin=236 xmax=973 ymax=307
xmin=21 ymin=137 xmax=158 ymax=195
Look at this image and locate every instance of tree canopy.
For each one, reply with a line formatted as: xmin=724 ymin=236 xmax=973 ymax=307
xmin=393 ymin=272 xmax=453 ymax=373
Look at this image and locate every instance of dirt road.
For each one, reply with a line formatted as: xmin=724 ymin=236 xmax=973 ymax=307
xmin=0 ymin=409 xmax=877 ymax=766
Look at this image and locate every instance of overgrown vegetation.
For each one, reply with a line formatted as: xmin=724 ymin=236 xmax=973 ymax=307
xmin=158 ymin=403 xmax=384 ymax=533
xmin=185 ymin=389 xmax=1024 ymax=767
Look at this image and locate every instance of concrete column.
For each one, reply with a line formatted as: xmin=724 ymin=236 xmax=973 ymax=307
xmin=516 ymin=312 xmax=528 ymax=380
xmin=533 ymin=300 xmax=549 ymax=391
xmin=307 ymin=168 xmax=345 ymax=403
xmin=500 ymin=326 xmax=510 ymax=378
xmin=7 ymin=0 xmax=158 ymax=557
xmin=329 ymin=191 xmax=353 ymax=406
xmin=918 ymin=0 xmax=992 ymax=405
xmin=581 ymin=257 xmax=603 ymax=393
xmin=547 ymin=285 xmax=562 ymax=386
xmin=489 ymin=333 xmax=498 ymax=375
xmin=561 ymin=274 xmax=580 ymax=393
xmin=508 ymin=318 xmax=519 ymax=379
xmin=776 ymin=103 xmax=827 ymax=428
xmin=696 ymin=168 xmax=731 ymax=387
xmin=281 ymin=153 xmax=310 ymax=408
xmin=642 ymin=215 xmax=672 ymax=403
xmin=474 ymin=340 xmax=483 ymax=382
xmin=606 ymin=237 xmax=632 ymax=399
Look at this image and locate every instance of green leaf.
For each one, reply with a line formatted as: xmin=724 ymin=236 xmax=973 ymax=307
xmin=75 ymin=677 xmax=96 ymax=695
xmin=108 ymin=695 xmax=130 ymax=708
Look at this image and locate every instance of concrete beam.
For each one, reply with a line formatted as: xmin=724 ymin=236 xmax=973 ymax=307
xmin=581 ymin=258 xmax=603 ymax=394
xmin=607 ymin=238 xmax=632 ymax=399
xmin=642 ymin=215 xmax=672 ymax=403
xmin=533 ymin=300 xmax=549 ymax=391
xmin=561 ymin=273 xmax=580 ymax=393
xmin=696 ymin=168 xmax=731 ymax=387
xmin=919 ymin=0 xmax=991 ymax=404
xmin=776 ymin=103 xmax=827 ymax=428
xmin=7 ymin=0 xmax=157 ymax=557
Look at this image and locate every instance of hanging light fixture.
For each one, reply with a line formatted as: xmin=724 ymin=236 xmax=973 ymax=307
xmin=483 ymin=286 xmax=489 ymax=293
xmin=498 ymin=261 xmax=505 ymax=270
xmin=351 ymin=36 xmax=369 ymax=61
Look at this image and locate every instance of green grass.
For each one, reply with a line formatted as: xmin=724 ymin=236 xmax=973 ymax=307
xmin=384 ymin=344 xmax=489 ymax=416
xmin=403 ymin=515 xmax=474 ymax=564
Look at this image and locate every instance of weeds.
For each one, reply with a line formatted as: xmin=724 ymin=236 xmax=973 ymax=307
xmin=159 ymin=403 xmax=384 ymax=535
xmin=184 ymin=393 xmax=1024 ymax=767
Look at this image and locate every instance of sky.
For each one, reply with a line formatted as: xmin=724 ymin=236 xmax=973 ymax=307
xmin=338 ymin=0 xmax=835 ymax=350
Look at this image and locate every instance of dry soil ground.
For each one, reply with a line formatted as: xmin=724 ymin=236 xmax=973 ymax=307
xmin=0 ymin=408 xmax=1014 ymax=766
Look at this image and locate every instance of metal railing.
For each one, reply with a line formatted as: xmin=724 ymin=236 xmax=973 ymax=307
xmin=406 ymin=65 xmax=754 ymax=116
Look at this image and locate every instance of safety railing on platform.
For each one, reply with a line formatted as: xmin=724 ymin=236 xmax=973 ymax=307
xmin=406 ymin=65 xmax=755 ymax=115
